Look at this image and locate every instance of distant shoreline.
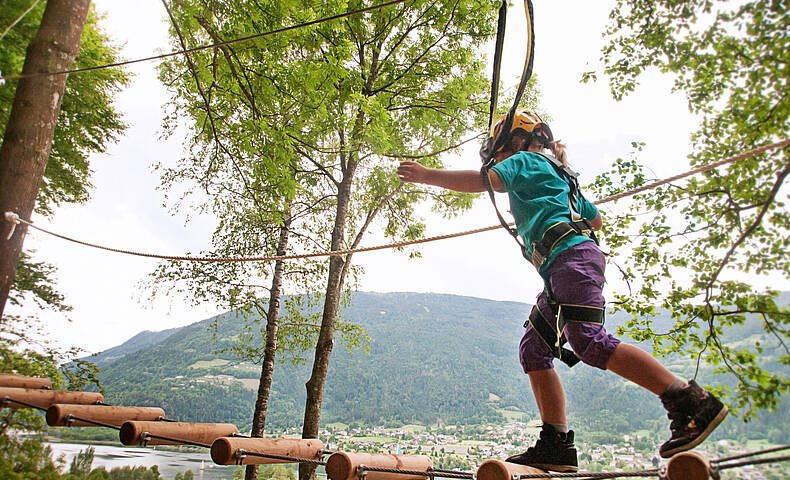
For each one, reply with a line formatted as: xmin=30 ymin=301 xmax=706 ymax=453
xmin=45 ymin=436 xmax=207 ymax=453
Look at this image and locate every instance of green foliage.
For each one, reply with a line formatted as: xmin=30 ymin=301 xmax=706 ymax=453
xmin=8 ymin=252 xmax=71 ymax=312
xmin=1 ymin=1 xmax=130 ymax=320
xmin=0 ymin=312 xmax=101 ymax=479
xmin=0 ymin=435 xmax=64 ymax=480
xmin=149 ymin=1 xmax=511 ymax=447
xmin=174 ymin=470 xmax=195 ymax=480
xmin=86 ymin=469 xmax=111 ymax=480
xmin=100 ymin=465 xmax=162 ymax=480
xmin=69 ymin=447 xmax=95 ymax=477
xmin=53 ymin=427 xmax=119 ymax=444
xmin=256 ymin=465 xmax=296 ymax=480
xmin=583 ymin=0 xmax=790 ymax=418
xmin=149 ymin=0 xmax=504 ymax=330
xmin=0 ymin=2 xmax=130 ymax=215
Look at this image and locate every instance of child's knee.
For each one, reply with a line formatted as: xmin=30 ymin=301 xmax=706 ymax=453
xmin=564 ymin=322 xmax=620 ymax=370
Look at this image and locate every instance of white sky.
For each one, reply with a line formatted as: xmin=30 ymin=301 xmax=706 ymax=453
xmin=8 ymin=1 xmax=726 ymax=354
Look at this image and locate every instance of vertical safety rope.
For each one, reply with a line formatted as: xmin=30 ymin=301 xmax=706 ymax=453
xmin=484 ymin=0 xmax=536 ymax=155
xmin=487 ymin=1 xmax=508 ymax=138
xmin=480 ymin=0 xmax=536 ymax=261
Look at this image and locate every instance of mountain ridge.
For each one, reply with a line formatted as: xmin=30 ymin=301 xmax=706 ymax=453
xmin=89 ymin=291 xmax=790 ymax=444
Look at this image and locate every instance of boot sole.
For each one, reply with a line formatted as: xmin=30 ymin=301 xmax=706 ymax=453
xmin=526 ymin=463 xmax=578 ymax=473
xmin=660 ymin=405 xmax=729 ymax=458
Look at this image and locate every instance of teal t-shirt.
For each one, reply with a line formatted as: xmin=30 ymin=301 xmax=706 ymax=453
xmin=491 ymin=151 xmax=599 ymax=273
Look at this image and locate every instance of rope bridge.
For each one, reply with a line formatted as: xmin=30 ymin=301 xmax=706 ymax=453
xmin=4 ymin=138 xmax=789 ymax=264
xmin=2 ymin=374 xmax=789 ymax=480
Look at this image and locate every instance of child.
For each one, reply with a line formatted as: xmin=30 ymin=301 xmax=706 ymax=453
xmin=396 ymin=110 xmax=728 ymax=472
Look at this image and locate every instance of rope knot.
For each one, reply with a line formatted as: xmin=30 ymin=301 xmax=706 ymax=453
xmin=4 ymin=211 xmax=22 ymax=240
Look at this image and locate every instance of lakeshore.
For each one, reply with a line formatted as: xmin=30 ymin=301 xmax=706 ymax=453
xmin=46 ymin=442 xmax=237 ymax=480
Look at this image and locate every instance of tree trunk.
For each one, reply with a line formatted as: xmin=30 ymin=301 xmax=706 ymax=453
xmin=244 ymin=211 xmax=292 ymax=480
xmin=0 ymin=0 xmax=91 ymax=319
xmin=299 ymin=168 xmax=357 ymax=480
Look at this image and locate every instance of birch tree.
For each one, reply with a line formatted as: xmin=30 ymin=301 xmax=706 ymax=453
xmin=155 ymin=2 xmax=499 ymax=479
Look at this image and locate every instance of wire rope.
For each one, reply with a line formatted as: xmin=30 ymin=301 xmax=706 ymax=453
xmin=512 ymin=470 xmax=661 ymax=479
xmin=138 ymin=431 xmax=212 ymax=449
xmin=3 ymin=390 xmax=790 ymax=478
xmin=0 ymin=0 xmax=408 ymax=82
xmin=714 ymin=453 xmax=790 ymax=473
xmin=62 ymin=414 xmax=122 ymax=431
xmin=711 ymin=443 xmax=790 ymax=464
xmin=235 ymin=449 xmax=326 ymax=466
xmin=5 ymin=138 xmax=788 ymax=264
xmin=0 ymin=396 xmax=47 ymax=411
xmin=357 ymin=465 xmax=473 ymax=479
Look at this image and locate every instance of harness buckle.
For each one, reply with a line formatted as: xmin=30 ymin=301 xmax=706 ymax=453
xmin=526 ymin=303 xmax=605 ymax=368
xmin=530 ymin=221 xmax=595 ymax=270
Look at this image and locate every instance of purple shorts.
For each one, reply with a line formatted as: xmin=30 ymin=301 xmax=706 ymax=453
xmin=519 ymin=242 xmax=621 ymax=372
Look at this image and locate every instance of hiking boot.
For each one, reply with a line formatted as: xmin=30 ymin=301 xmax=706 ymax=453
xmin=659 ymin=380 xmax=728 ymax=458
xmin=505 ymin=424 xmax=578 ymax=472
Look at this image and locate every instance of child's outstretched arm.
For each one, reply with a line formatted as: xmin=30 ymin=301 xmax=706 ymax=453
xmin=397 ymin=161 xmax=504 ymax=193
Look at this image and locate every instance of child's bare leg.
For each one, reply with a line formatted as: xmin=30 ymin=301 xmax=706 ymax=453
xmin=605 ymin=343 xmax=678 ymax=395
xmin=509 ymin=368 xmax=577 ymax=472
xmin=528 ymin=368 xmax=567 ymax=425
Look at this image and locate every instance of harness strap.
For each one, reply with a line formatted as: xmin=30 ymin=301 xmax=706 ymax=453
xmin=526 ymin=307 xmax=580 ymax=368
xmin=481 ymin=170 xmax=530 ymax=261
xmin=525 ymin=303 xmax=605 ymax=368
xmin=530 ymin=220 xmax=595 ymax=269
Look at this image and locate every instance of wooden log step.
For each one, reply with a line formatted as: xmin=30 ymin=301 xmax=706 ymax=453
xmin=46 ymin=404 xmax=166 ymax=427
xmin=326 ymin=452 xmax=433 ymax=480
xmin=0 ymin=374 xmax=52 ymax=389
xmin=476 ymin=459 xmax=550 ymax=480
xmin=120 ymin=420 xmax=238 ymax=447
xmin=666 ymin=451 xmax=710 ymax=480
xmin=0 ymin=387 xmax=103 ymax=410
xmin=211 ymin=437 xmax=325 ymax=465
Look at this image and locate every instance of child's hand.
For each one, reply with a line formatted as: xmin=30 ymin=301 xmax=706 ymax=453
xmin=397 ymin=161 xmax=428 ymax=184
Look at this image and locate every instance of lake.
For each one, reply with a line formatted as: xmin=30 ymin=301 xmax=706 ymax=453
xmin=47 ymin=442 xmax=239 ymax=480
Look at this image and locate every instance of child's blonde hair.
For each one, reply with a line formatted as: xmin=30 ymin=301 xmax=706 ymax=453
xmin=509 ymin=130 xmax=568 ymax=166
xmin=548 ymin=140 xmax=567 ymax=166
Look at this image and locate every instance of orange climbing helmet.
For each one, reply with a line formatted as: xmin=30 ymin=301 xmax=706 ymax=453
xmin=491 ymin=109 xmax=553 ymax=149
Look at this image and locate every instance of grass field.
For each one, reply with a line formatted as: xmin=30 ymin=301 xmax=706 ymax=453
xmin=497 ymin=408 xmax=529 ymax=422
xmin=400 ymin=425 xmax=427 ymax=433
xmin=325 ymin=422 xmax=349 ymax=430
xmin=188 ymin=358 xmax=230 ymax=369
xmin=238 ymin=378 xmax=259 ymax=390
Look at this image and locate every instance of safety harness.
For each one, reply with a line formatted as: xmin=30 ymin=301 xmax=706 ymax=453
xmin=526 ymin=302 xmax=605 ymax=368
xmin=480 ymin=0 xmax=604 ymax=368
xmin=528 ymin=152 xmax=599 ymax=271
xmin=493 ymin=150 xmax=605 ymax=367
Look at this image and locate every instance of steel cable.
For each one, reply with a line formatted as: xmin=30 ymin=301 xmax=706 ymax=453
xmin=711 ymin=443 xmax=790 ymax=464
xmin=357 ymin=465 xmax=473 ymax=479
xmin=235 ymin=449 xmax=326 ymax=466
xmin=511 ymin=470 xmax=662 ymax=479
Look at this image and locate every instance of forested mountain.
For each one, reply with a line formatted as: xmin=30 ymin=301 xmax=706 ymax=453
xmin=88 ymin=327 xmax=183 ymax=368
xmin=88 ymin=292 xmax=790 ymax=443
